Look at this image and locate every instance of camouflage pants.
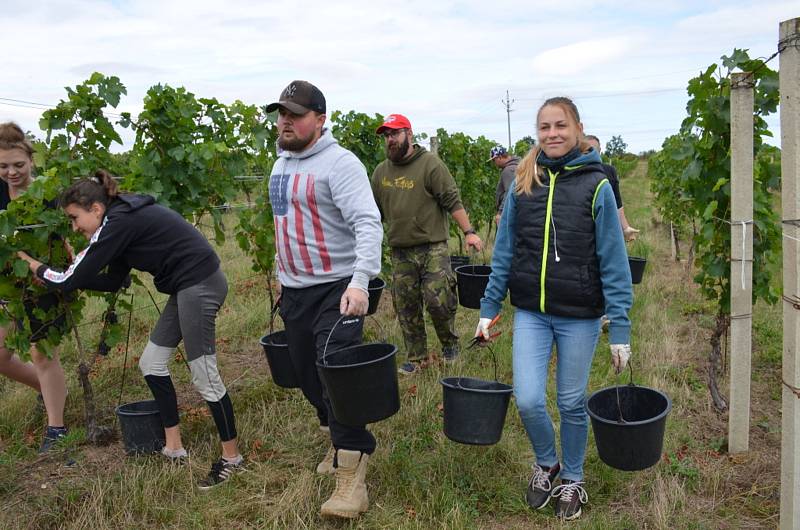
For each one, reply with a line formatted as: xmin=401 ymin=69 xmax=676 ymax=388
xmin=390 ymin=241 xmax=458 ymax=361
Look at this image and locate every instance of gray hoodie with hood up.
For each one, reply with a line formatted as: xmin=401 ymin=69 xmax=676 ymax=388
xmin=268 ymin=128 xmax=383 ymax=292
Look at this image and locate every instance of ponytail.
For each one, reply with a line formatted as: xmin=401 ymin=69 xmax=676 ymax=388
xmin=515 ymin=145 xmax=543 ymax=196
xmin=59 ymin=170 xmax=120 ymax=210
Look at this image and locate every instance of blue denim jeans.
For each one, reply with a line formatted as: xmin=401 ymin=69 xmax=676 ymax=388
xmin=512 ymin=309 xmax=601 ymax=481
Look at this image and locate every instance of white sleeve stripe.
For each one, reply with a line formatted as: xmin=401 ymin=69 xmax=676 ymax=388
xmin=43 ymin=217 xmax=108 ymax=284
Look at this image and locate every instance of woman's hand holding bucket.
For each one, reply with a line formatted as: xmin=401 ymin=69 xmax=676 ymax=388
xmin=471 ymin=314 xmax=501 ymax=347
xmin=610 ymin=344 xmax=631 ymax=373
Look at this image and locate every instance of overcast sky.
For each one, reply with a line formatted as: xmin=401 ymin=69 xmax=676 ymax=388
xmin=2 ymin=0 xmax=796 ymax=154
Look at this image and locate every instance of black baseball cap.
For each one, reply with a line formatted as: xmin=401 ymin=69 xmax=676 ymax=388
xmin=266 ymin=80 xmax=326 ymax=115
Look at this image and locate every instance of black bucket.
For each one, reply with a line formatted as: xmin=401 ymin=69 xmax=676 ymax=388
xmin=367 ymin=277 xmax=386 ymax=316
xmin=116 ymin=400 xmax=166 ymax=455
xmin=586 ymin=385 xmax=671 ymax=471
xmin=260 ymin=331 xmax=299 ymax=389
xmin=455 ymin=265 xmax=492 ymax=309
xmin=440 ymin=377 xmax=513 ymax=445
xmin=317 ymin=343 xmax=400 ymax=426
xmin=450 ymin=255 xmax=471 ymax=269
xmin=628 ymin=257 xmax=647 ymax=285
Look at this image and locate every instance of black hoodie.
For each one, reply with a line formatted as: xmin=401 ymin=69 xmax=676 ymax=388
xmin=37 ymin=194 xmax=220 ymax=295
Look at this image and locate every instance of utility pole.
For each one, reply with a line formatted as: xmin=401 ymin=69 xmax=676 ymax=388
xmin=501 ymin=90 xmax=514 ymax=150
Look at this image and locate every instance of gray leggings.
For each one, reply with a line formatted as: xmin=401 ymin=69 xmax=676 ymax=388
xmin=139 ymin=268 xmax=229 ymax=402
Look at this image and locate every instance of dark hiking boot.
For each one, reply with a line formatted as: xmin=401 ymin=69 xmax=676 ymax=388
xmin=442 ymin=345 xmax=459 ymax=363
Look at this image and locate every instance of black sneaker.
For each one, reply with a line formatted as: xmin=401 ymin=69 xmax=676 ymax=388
xmin=39 ymin=426 xmax=68 ymax=454
xmin=398 ymin=361 xmax=421 ymax=375
xmin=552 ymin=479 xmax=588 ymax=520
xmin=442 ymin=345 xmax=459 ymax=363
xmin=526 ymin=462 xmax=560 ymax=509
xmin=198 ymin=457 xmax=244 ymax=490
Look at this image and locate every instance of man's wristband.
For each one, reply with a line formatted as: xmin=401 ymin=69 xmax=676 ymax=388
xmin=464 ymin=229 xmax=476 ymax=236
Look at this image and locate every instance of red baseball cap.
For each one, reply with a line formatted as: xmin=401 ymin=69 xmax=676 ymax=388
xmin=376 ymin=114 xmax=412 ymax=134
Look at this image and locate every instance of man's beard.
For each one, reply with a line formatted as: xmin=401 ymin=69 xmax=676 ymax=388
xmin=278 ymin=130 xmax=315 ymax=152
xmin=386 ymin=136 xmax=410 ymax=163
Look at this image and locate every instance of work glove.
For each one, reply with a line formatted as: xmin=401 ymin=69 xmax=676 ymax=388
xmin=623 ymin=226 xmax=640 ymax=242
xmin=610 ymin=344 xmax=631 ymax=374
xmin=475 ymin=317 xmax=494 ymax=341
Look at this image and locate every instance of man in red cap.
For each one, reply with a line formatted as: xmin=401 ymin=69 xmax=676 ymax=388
xmin=371 ymin=114 xmax=482 ymax=375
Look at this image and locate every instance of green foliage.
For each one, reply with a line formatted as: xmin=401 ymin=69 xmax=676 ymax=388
xmin=330 ymin=110 xmax=385 ymax=176
xmin=2 ymin=73 xmax=127 ymax=358
xmin=650 ymin=133 xmax=694 ymax=235
xmin=234 ymin=183 xmax=275 ymax=278
xmin=605 ymin=134 xmax=628 ymax=158
xmin=668 ymin=49 xmax=780 ymax=315
xmin=435 ymin=129 xmax=497 ymax=248
xmin=610 ymin=154 xmax=638 ymax=179
xmin=37 ymin=72 xmax=126 ymax=180
xmin=122 ymin=85 xmax=271 ymax=244
xmin=513 ymin=135 xmax=535 ymax=157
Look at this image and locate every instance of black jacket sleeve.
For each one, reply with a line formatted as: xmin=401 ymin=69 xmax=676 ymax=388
xmin=36 ymin=216 xmax=134 ymax=293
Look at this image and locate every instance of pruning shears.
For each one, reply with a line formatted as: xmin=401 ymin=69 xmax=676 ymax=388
xmin=467 ymin=314 xmax=502 ymax=349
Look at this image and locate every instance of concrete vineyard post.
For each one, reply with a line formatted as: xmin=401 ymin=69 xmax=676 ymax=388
xmin=728 ymin=72 xmax=754 ymax=454
xmin=780 ymin=16 xmax=800 ymax=530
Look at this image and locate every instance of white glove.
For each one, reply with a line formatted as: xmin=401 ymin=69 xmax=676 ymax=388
xmin=475 ymin=317 xmax=493 ymax=341
xmin=610 ymin=344 xmax=631 ymax=374
xmin=623 ymin=226 xmax=640 ymax=242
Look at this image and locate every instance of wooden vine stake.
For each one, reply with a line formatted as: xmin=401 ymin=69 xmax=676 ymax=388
xmin=780 ymin=16 xmax=800 ymax=530
xmin=728 ymin=72 xmax=754 ymax=454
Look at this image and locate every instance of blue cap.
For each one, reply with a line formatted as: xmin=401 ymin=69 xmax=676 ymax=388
xmin=487 ymin=145 xmax=507 ymax=162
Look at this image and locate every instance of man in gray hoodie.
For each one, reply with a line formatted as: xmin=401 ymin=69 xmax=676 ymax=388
xmin=266 ymin=80 xmax=383 ymax=519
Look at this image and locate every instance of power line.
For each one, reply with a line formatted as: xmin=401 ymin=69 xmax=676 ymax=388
xmin=515 ymin=87 xmax=685 ymax=101
xmin=0 ymin=96 xmax=124 ymax=118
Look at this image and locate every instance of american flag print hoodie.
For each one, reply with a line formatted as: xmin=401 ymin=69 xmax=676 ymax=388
xmin=268 ymin=128 xmax=383 ymax=292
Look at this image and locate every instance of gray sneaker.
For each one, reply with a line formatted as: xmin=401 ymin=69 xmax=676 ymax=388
xmin=526 ymin=462 xmax=560 ymax=510
xmin=552 ymin=479 xmax=588 ymax=520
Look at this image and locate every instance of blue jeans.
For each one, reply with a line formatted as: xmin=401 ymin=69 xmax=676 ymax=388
xmin=512 ymin=309 xmax=600 ymax=481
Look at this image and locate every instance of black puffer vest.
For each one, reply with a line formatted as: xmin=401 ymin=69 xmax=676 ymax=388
xmin=508 ymin=164 xmax=609 ymax=318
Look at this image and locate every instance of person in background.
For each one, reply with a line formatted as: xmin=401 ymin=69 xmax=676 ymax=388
xmin=18 ymin=170 xmax=243 ymax=489
xmin=266 ymin=80 xmax=383 ymax=519
xmin=0 ymin=121 xmax=70 ymax=454
xmin=371 ymin=113 xmax=482 ymax=375
xmin=476 ymin=97 xmax=633 ymax=521
xmin=584 ymin=134 xmax=639 ymax=241
xmin=488 ymin=145 xmax=520 ymax=226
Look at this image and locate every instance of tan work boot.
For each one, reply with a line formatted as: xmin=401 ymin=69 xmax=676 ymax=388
xmin=320 ymin=449 xmax=369 ymax=518
xmin=316 ymin=446 xmax=335 ymax=475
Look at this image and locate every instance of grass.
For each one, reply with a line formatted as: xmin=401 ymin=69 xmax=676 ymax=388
xmin=0 ymin=160 xmax=783 ymax=529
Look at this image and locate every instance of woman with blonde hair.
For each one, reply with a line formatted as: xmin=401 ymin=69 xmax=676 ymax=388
xmin=475 ymin=97 xmax=633 ymax=520
xmin=0 ymin=121 xmax=70 ymax=453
